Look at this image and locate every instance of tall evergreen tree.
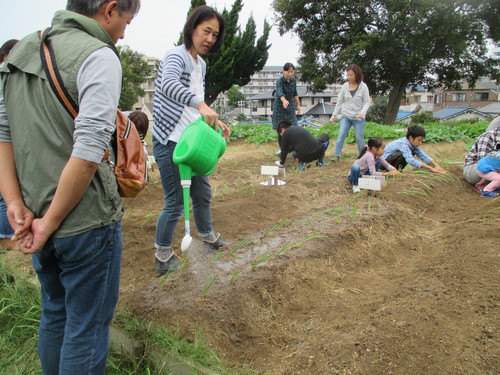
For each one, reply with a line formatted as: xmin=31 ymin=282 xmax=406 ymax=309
xmin=273 ymin=0 xmax=499 ymax=124
xmin=182 ymin=0 xmax=270 ymax=105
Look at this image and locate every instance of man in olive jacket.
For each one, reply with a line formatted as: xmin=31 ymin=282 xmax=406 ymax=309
xmin=0 ymin=1 xmax=140 ymax=373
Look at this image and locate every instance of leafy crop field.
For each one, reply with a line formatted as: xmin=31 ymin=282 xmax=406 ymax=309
xmin=229 ymin=121 xmax=489 ymax=145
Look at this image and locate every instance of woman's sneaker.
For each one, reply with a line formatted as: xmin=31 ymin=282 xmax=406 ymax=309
xmin=480 ymin=191 xmax=498 ymax=198
xmin=352 ymin=185 xmax=361 ymax=193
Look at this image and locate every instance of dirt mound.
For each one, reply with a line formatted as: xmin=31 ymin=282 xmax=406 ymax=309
xmin=118 ymin=139 xmax=498 ymax=374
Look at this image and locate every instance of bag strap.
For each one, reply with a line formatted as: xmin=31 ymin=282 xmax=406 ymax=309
xmin=39 ymin=28 xmax=79 ymax=119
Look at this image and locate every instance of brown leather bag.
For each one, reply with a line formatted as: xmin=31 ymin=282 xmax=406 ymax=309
xmin=40 ymin=29 xmax=147 ymax=198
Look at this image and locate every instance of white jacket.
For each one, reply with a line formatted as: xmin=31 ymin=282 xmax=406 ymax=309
xmin=332 ymin=81 xmax=371 ymax=120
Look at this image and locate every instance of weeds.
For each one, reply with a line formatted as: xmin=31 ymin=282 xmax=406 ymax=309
xmin=141 ymin=212 xmax=160 ymax=227
xmin=230 ymin=238 xmax=254 ymax=255
xmin=263 ymin=219 xmax=289 ymax=237
xmin=159 ymin=255 xmax=188 ymax=285
xmin=202 ymin=274 xmax=218 ymax=296
xmin=0 ymin=261 xmax=41 ymax=374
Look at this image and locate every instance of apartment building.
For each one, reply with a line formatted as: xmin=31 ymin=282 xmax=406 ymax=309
xmin=433 ymin=80 xmax=499 ymax=111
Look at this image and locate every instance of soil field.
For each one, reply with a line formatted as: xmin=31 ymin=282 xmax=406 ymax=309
xmin=118 ymin=139 xmax=499 ymax=375
xmin=6 ymin=139 xmax=499 ymax=374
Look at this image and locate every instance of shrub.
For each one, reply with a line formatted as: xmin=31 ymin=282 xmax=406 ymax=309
xmin=366 ymin=96 xmax=388 ymax=124
xmin=410 ymin=111 xmax=435 ymax=124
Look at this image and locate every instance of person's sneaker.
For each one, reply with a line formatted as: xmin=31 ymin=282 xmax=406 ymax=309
xmin=480 ymin=191 xmax=498 ymax=198
xmin=155 ymin=252 xmax=181 ymax=275
xmin=316 ymin=161 xmax=327 ymax=167
xmin=352 ymin=185 xmax=361 ymax=194
xmin=330 ymin=156 xmax=340 ymax=162
xmin=473 ymin=181 xmax=488 ymax=193
xmin=275 ymin=150 xmax=281 ymax=156
xmin=204 ymin=233 xmax=229 ymax=252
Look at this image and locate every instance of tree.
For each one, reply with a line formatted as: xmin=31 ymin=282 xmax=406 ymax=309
xmin=366 ymin=96 xmax=388 ymax=124
xmin=118 ymin=46 xmax=153 ymax=111
xmin=227 ymin=85 xmax=246 ymax=108
xmin=182 ymin=0 xmax=271 ymax=105
xmin=273 ymin=0 xmax=499 ymax=124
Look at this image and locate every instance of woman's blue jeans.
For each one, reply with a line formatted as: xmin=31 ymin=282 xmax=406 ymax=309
xmin=348 ymin=161 xmax=380 ymax=186
xmin=32 ymin=222 xmax=122 ymax=375
xmin=334 ymin=117 xmax=366 ymax=157
xmin=153 ymin=137 xmax=213 ymax=249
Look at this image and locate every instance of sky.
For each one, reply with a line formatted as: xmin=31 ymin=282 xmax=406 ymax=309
xmin=0 ymin=0 xmax=301 ymax=66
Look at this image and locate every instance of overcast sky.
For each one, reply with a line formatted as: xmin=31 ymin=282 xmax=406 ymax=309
xmin=0 ymin=0 xmax=301 ymax=66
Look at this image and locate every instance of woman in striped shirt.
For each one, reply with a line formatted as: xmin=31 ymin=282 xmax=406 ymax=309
xmin=152 ymin=6 xmax=230 ymax=275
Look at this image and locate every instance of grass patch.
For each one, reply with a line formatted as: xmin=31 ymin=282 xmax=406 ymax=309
xmin=0 ymin=260 xmax=251 ymax=374
xmin=0 ymin=260 xmax=41 ymax=374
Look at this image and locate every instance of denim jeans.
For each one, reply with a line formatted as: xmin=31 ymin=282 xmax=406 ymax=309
xmin=334 ymin=117 xmax=366 ymax=157
xmin=0 ymin=194 xmax=14 ymax=238
xmin=153 ymin=137 xmax=213 ymax=249
xmin=32 ymin=222 xmax=122 ymax=375
xmin=348 ymin=161 xmax=380 ymax=186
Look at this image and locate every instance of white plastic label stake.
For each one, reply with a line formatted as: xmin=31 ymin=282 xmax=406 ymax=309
xmin=358 ymin=176 xmax=383 ymax=191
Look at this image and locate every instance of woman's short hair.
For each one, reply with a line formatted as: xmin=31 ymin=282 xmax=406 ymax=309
xmin=128 ymin=110 xmax=149 ymax=140
xmin=66 ymin=0 xmax=141 ymax=17
xmin=283 ymin=62 xmax=295 ymax=71
xmin=184 ymin=5 xmax=225 ymax=54
xmin=346 ymin=64 xmax=363 ymax=84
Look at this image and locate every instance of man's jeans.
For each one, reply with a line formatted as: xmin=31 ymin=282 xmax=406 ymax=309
xmin=334 ymin=117 xmax=366 ymax=157
xmin=32 ymin=222 xmax=122 ymax=375
xmin=153 ymin=137 xmax=213 ymax=249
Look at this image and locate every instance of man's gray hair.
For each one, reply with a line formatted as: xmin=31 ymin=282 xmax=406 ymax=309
xmin=66 ymin=0 xmax=141 ymax=16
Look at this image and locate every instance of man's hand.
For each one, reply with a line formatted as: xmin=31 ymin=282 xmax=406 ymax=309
xmin=330 ymin=115 xmax=337 ymax=122
xmin=7 ymin=199 xmax=34 ymax=242
xmin=19 ymin=217 xmax=58 ymax=254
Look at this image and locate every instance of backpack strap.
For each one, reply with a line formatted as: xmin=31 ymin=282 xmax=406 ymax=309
xmin=39 ymin=28 xmax=79 ymax=119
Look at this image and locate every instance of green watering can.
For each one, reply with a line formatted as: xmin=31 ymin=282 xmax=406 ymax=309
xmin=173 ymin=117 xmax=227 ymax=252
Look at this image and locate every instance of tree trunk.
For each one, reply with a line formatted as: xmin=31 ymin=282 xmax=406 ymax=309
xmin=384 ymin=80 xmax=407 ymax=125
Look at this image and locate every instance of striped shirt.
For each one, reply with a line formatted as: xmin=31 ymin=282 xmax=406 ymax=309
xmin=152 ymin=45 xmax=205 ymax=145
